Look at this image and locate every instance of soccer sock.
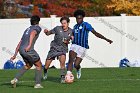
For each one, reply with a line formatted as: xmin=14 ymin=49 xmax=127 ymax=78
xmin=44 ymin=67 xmax=48 ymax=75
xmin=67 ymin=71 xmax=72 ymax=74
xmin=35 ymin=69 xmax=42 ymax=84
xmin=76 ymin=65 xmax=81 ymax=71
xmin=15 ymin=66 xmax=28 ymax=80
xmin=60 ymin=69 xmax=65 ymax=78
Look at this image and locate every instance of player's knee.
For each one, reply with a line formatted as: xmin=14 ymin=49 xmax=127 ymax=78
xmin=25 ymin=65 xmax=32 ymax=70
xmin=35 ymin=64 xmax=42 ymax=70
xmin=36 ymin=66 xmax=42 ymax=70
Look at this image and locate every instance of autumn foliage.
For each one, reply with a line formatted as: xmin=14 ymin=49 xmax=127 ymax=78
xmin=107 ymin=0 xmax=140 ymax=16
xmin=0 ymin=0 xmax=140 ymax=18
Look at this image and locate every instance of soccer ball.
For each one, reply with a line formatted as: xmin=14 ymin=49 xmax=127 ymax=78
xmin=65 ymin=73 xmax=74 ymax=84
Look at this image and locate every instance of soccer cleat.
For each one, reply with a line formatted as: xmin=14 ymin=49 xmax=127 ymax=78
xmin=43 ymin=67 xmax=48 ymax=80
xmin=43 ymin=73 xmax=48 ymax=80
xmin=11 ymin=78 xmax=18 ymax=88
xmin=34 ymin=84 xmax=44 ymax=88
xmin=60 ymin=78 xmax=65 ymax=84
xmin=60 ymin=76 xmax=65 ymax=84
xmin=77 ymin=68 xmax=81 ymax=79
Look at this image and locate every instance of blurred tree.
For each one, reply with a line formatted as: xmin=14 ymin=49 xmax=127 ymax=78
xmin=87 ymin=0 xmax=112 ymax=16
xmin=0 ymin=0 xmax=6 ymax=18
xmin=3 ymin=0 xmax=18 ymax=18
xmin=107 ymin=0 xmax=140 ymax=16
xmin=32 ymin=5 xmax=43 ymax=16
xmin=1 ymin=0 xmax=139 ymax=18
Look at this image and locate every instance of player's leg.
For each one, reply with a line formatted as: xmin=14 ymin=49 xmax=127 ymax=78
xmin=67 ymin=50 xmax=77 ymax=74
xmin=58 ymin=54 xmax=66 ymax=83
xmin=15 ymin=62 xmax=32 ymax=79
xmin=74 ymin=45 xmax=86 ymax=79
xmin=74 ymin=57 xmax=83 ymax=79
xmin=43 ymin=59 xmax=53 ymax=80
xmin=43 ymin=47 xmax=56 ymax=80
xmin=11 ymin=60 xmax=32 ymax=88
xmin=34 ymin=59 xmax=43 ymax=88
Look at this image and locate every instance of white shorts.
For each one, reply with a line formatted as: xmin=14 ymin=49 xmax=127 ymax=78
xmin=70 ymin=44 xmax=87 ymax=59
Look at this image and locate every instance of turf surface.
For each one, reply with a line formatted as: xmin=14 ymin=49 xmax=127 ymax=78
xmin=0 ymin=68 xmax=140 ymax=93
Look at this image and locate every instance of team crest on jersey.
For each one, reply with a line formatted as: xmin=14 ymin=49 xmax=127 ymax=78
xmin=79 ymin=26 xmax=83 ymax=29
xmin=75 ymin=29 xmax=78 ymax=33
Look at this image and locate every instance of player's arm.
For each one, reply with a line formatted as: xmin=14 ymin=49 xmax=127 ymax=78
xmin=44 ymin=26 xmax=57 ymax=36
xmin=91 ymin=29 xmax=113 ymax=44
xmin=25 ymin=30 xmax=37 ymax=52
xmin=10 ymin=40 xmax=22 ymax=60
xmin=70 ymin=31 xmax=74 ymax=41
xmin=44 ymin=29 xmax=53 ymax=36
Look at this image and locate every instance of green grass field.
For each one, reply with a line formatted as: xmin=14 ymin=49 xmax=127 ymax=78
xmin=0 ymin=68 xmax=140 ymax=93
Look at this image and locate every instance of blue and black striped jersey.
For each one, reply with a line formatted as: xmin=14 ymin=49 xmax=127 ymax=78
xmin=72 ymin=22 xmax=94 ymax=49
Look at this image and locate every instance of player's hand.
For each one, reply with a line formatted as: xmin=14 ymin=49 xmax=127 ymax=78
xmin=63 ymin=40 xmax=70 ymax=44
xmin=25 ymin=45 xmax=31 ymax=52
xmin=44 ymin=29 xmax=49 ymax=33
xmin=106 ymin=39 xmax=113 ymax=44
xmin=10 ymin=55 xmax=16 ymax=61
xmin=63 ymin=38 xmax=70 ymax=44
xmin=70 ymin=36 xmax=74 ymax=41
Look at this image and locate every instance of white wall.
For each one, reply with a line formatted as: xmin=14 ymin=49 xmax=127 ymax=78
xmin=0 ymin=15 xmax=140 ymax=69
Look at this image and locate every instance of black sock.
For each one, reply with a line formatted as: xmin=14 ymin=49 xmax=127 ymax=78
xmin=44 ymin=67 xmax=48 ymax=75
xmin=44 ymin=67 xmax=48 ymax=73
xmin=75 ymin=65 xmax=81 ymax=71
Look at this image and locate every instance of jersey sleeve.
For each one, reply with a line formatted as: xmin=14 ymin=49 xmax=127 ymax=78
xmin=86 ymin=23 xmax=94 ymax=32
xmin=69 ymin=28 xmax=73 ymax=36
xmin=33 ymin=26 xmax=42 ymax=34
xmin=50 ymin=26 xmax=57 ymax=34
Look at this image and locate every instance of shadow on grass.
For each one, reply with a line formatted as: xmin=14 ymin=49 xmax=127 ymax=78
xmin=0 ymin=82 xmax=33 ymax=88
xmin=43 ymin=76 xmax=61 ymax=83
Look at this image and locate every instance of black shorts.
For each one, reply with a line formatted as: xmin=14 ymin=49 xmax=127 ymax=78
xmin=19 ymin=49 xmax=40 ymax=66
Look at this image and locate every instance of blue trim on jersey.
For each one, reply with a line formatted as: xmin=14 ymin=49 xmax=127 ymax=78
xmin=78 ymin=25 xmax=81 ymax=45
xmin=72 ymin=22 xmax=93 ymax=49
xmin=81 ymin=26 xmax=86 ymax=48
xmin=80 ymin=23 xmax=84 ymax=47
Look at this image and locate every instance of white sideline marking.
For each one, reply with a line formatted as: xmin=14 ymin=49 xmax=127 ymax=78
xmin=80 ymin=79 xmax=140 ymax=81
xmin=1 ymin=79 xmax=140 ymax=84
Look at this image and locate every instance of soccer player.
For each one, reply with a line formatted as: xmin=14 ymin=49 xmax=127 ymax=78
xmin=43 ymin=16 xmax=73 ymax=83
xmin=66 ymin=10 xmax=113 ymax=79
xmin=10 ymin=15 xmax=43 ymax=88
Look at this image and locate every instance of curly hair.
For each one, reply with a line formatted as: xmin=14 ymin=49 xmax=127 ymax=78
xmin=74 ymin=9 xmax=85 ymax=17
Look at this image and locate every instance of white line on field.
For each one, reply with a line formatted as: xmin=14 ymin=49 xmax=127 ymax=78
xmin=1 ymin=78 xmax=140 ymax=84
xmin=80 ymin=79 xmax=140 ymax=81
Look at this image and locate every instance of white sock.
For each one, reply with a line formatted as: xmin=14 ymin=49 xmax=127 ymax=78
xmin=15 ymin=78 xmax=18 ymax=80
xmin=67 ymin=71 xmax=72 ymax=74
